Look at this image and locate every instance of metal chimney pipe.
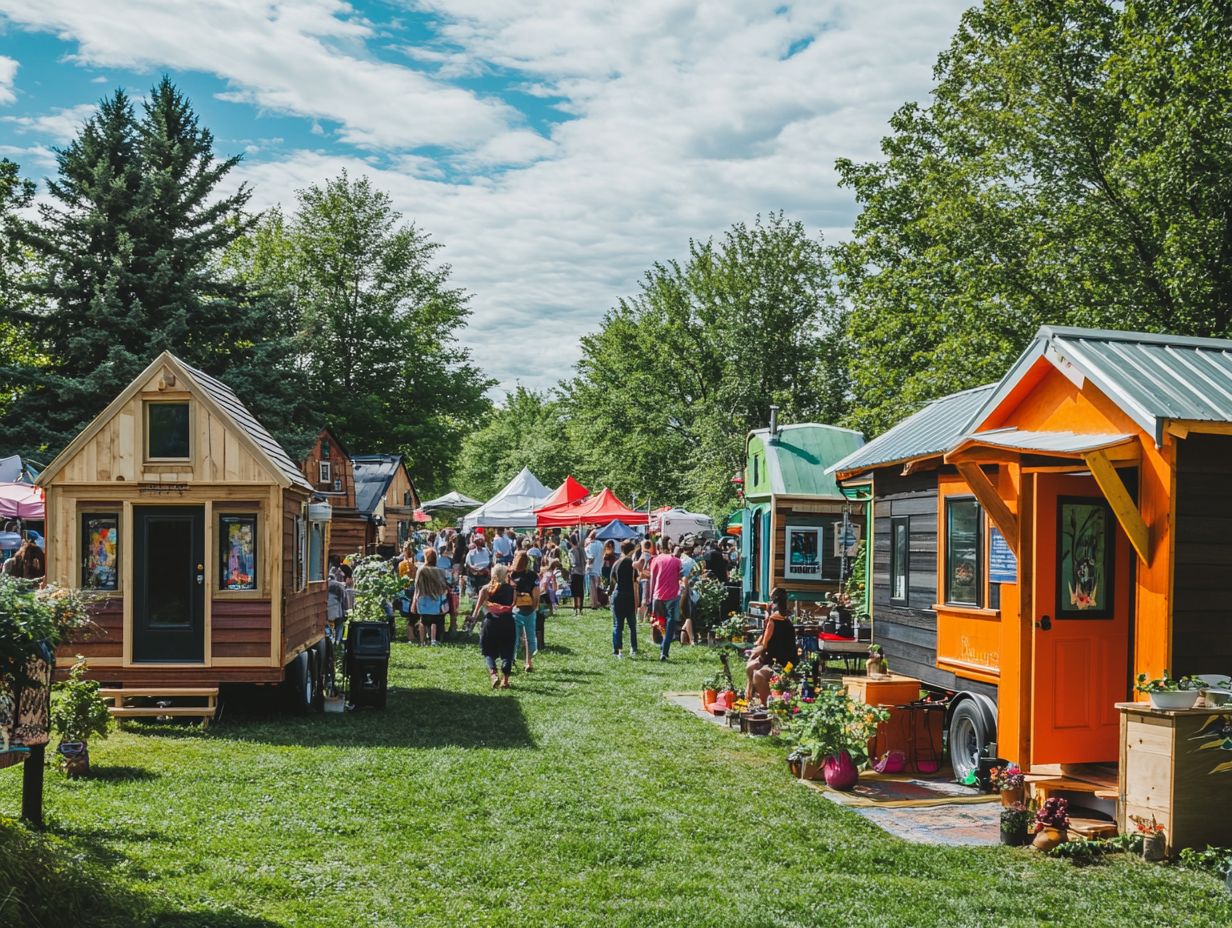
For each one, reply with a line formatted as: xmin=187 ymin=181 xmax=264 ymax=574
xmin=769 ymin=405 xmax=780 ymax=439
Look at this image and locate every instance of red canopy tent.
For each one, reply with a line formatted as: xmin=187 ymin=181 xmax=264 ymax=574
xmin=539 ymin=476 xmax=589 ymax=510
xmin=536 ymin=487 xmax=649 ymax=527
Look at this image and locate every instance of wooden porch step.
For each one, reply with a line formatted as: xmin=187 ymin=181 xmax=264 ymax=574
xmin=99 ymin=687 xmax=218 ymax=729
xmin=1025 ymin=775 xmax=1107 ymax=799
xmin=1068 ymin=816 xmax=1118 ymax=839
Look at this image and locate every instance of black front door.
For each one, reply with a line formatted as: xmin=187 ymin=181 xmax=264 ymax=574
xmin=133 ymin=506 xmax=205 ymax=663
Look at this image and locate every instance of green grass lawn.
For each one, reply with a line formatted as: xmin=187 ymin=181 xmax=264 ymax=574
xmin=3 ymin=608 xmax=1230 ymax=927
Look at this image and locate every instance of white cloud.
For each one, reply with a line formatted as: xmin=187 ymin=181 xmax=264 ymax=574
xmin=0 ymin=55 xmax=16 ymax=105
xmin=1 ymin=102 xmax=96 ymax=142
xmin=0 ymin=0 xmax=540 ymax=154
xmin=1 ymin=1 xmax=969 ymax=395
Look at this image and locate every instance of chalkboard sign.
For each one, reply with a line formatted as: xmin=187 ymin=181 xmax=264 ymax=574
xmin=989 ymin=527 xmax=1017 ymax=584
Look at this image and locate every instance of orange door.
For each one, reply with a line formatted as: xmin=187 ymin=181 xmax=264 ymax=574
xmin=1031 ymin=474 xmax=1131 ymax=765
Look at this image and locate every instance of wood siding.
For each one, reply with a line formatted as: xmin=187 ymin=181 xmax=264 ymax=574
xmin=283 ymin=488 xmax=326 ymax=660
xmin=769 ymin=498 xmax=859 ymax=600
xmin=328 ymin=515 xmax=370 ymax=561
xmin=211 ymin=599 xmax=273 ymax=659
xmin=1171 ymin=434 xmax=1232 ymax=675
xmin=67 ymin=598 xmax=124 ymax=663
xmin=871 ymin=470 xmax=996 ymax=699
xmin=300 ymin=428 xmax=357 ymax=508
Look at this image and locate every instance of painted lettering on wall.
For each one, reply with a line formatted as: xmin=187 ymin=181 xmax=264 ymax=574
xmin=959 ymin=635 xmax=1000 ymax=670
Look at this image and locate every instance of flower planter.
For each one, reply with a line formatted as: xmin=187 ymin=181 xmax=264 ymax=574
xmin=787 ymin=754 xmax=803 ymax=778
xmin=323 ymin=694 xmax=346 ymax=714
xmin=1000 ymin=785 xmax=1025 ymax=808
xmin=1000 ymin=824 xmax=1028 ymax=847
xmin=822 ymin=750 xmax=859 ymax=791
xmin=1147 ymin=691 xmax=1200 ymax=710
xmin=865 ymin=657 xmax=887 ymax=677
xmin=57 ymin=740 xmax=89 ymax=778
xmin=1142 ymin=831 xmax=1166 ymax=861
xmin=1031 ymin=826 xmax=1068 ymax=852
xmin=740 ymin=712 xmax=772 ymax=736
xmin=701 ymin=688 xmax=717 ymax=709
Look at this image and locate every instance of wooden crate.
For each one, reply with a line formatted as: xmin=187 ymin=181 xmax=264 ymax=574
xmin=1117 ymin=702 xmax=1232 ymax=853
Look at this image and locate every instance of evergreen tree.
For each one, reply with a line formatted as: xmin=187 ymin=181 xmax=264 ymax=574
xmin=0 ymin=78 xmax=259 ymax=458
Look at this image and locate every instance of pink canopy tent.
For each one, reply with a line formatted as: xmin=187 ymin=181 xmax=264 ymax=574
xmin=0 ymin=482 xmax=44 ymax=520
xmin=536 ymin=487 xmax=648 ymax=527
xmin=539 ymin=475 xmax=589 ymax=510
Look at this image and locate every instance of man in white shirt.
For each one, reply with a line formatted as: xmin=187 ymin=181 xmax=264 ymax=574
xmin=585 ymin=531 xmax=603 ymax=607
xmin=491 ymin=527 xmax=515 ymax=567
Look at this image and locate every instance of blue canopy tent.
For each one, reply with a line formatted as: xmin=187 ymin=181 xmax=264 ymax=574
xmin=595 ymin=519 xmax=641 ymax=541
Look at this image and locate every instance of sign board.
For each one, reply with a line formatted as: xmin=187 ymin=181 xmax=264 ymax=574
xmin=784 ymin=524 xmax=823 ymax=579
xmin=989 ymin=526 xmax=1017 ymax=584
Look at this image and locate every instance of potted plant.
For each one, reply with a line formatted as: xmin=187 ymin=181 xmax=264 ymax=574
xmin=1031 ymin=797 xmax=1071 ymax=851
xmin=1199 ymin=678 xmax=1232 ymax=707
xmin=701 ymin=671 xmax=725 ymax=709
xmin=1000 ymin=802 xmax=1032 ymax=846
xmin=990 ymin=763 xmax=1026 ymax=807
xmin=1131 ymin=814 xmax=1167 ymax=861
xmin=865 ymin=644 xmax=887 ymax=677
xmin=782 ymin=685 xmax=889 ymax=790
xmin=50 ymin=656 xmax=111 ymax=777
xmin=1136 ymin=671 xmax=1202 ymax=710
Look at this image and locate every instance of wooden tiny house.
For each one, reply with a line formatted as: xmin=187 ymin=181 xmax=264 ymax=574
xmin=834 ymin=326 xmax=1232 ymax=848
xmin=353 ymin=454 xmax=418 ymax=556
xmin=739 ymin=420 xmax=866 ymax=607
xmin=37 ymin=353 xmax=331 ymax=702
xmin=299 ymin=427 xmax=368 ymax=561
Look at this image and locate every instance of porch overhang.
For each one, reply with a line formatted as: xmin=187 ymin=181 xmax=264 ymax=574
xmin=945 ymin=429 xmax=1151 ymax=565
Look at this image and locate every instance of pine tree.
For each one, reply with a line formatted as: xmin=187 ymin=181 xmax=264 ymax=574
xmin=0 ymin=79 xmax=263 ymax=459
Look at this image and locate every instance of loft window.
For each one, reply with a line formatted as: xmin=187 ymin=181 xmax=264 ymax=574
xmin=147 ymin=402 xmax=190 ymax=459
xmin=752 ymin=454 xmax=760 ymax=486
xmin=319 ymin=461 xmax=331 ymax=484
xmin=320 ymin=438 xmax=330 ymax=459
xmin=403 ymin=491 xmax=412 ymax=506
xmin=945 ymin=497 xmax=983 ymax=607
xmin=890 ymin=516 xmax=909 ymax=604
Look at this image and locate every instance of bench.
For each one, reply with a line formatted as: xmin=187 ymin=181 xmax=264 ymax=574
xmin=99 ymin=688 xmax=219 ymax=729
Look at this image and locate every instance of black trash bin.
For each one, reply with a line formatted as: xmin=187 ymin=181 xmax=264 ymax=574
xmin=346 ymin=621 xmax=391 ymax=708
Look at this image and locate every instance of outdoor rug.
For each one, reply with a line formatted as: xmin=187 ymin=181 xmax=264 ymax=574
xmin=795 ymin=772 xmax=997 ymax=809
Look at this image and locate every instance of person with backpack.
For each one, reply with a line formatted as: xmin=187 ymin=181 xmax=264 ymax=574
xmin=411 ymin=548 xmax=451 ymax=646
xmin=510 ymin=551 xmax=540 ymax=672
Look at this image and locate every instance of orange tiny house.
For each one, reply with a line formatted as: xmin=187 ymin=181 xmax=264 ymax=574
xmin=37 ymin=352 xmax=333 ymax=710
xmin=834 ymin=326 xmax=1232 ymax=820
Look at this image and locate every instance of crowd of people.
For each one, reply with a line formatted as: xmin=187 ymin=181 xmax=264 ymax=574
xmin=327 ymin=525 xmax=739 ymax=689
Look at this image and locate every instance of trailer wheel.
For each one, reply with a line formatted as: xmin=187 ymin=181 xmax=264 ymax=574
xmin=948 ymin=698 xmax=993 ymax=782
xmin=286 ymin=650 xmax=316 ymax=714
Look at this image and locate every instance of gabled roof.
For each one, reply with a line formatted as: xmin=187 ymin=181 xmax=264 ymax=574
xmin=829 ymin=384 xmax=997 ymax=479
xmin=178 ymin=359 xmax=312 ymax=490
xmin=749 ymin=423 xmax=864 ymax=498
xmin=312 ymin=426 xmax=352 ymax=461
xmin=353 ymin=454 xmax=414 ymax=516
xmin=973 ymin=325 xmax=1232 ymax=444
xmin=38 ymin=352 xmax=311 ymax=491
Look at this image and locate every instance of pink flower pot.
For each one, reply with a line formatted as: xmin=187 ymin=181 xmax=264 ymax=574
xmin=823 ymin=750 xmax=859 ymax=791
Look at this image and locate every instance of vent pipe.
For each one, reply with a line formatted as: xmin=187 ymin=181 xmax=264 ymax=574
xmin=768 ymin=405 xmax=780 ymax=441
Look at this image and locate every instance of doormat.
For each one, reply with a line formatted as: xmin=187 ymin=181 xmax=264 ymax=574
xmin=797 ymin=771 xmax=996 ymax=809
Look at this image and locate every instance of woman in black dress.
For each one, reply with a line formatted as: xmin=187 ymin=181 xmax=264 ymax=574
xmin=746 ymin=587 xmax=797 ymax=706
xmin=472 ymin=564 xmax=516 ymax=689
xmin=610 ymin=539 xmax=639 ymax=658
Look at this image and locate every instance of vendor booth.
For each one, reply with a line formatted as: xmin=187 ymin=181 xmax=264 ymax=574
xmin=650 ymin=507 xmax=716 ymax=541
xmin=739 ymin=417 xmax=866 ymax=608
xmin=833 ymin=325 xmax=1232 ymax=851
xmin=536 ymin=487 xmax=649 ymax=527
xmin=36 ymin=352 xmax=331 ymax=706
xmin=462 ymin=467 xmax=551 ymax=530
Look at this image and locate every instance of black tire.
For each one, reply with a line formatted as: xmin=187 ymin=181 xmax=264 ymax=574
xmin=948 ymin=698 xmax=992 ymax=782
xmin=285 ymin=650 xmax=316 ymax=715
xmin=315 ymin=637 xmax=336 ymax=699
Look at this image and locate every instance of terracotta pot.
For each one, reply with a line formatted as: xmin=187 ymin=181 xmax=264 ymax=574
xmin=701 ymin=688 xmax=717 ymax=708
xmin=716 ymin=690 xmax=736 ymax=709
xmin=823 ymin=750 xmax=859 ymax=791
xmin=1031 ymin=826 xmax=1068 ymax=852
xmin=1142 ymin=831 xmax=1166 ymax=862
xmin=1000 ymin=785 xmax=1025 ymax=807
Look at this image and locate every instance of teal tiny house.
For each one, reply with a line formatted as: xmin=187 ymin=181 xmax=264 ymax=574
xmin=739 ymin=415 xmax=865 ymax=607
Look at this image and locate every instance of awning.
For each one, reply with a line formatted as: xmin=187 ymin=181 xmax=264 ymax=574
xmin=945 ymin=429 xmax=1138 ymax=463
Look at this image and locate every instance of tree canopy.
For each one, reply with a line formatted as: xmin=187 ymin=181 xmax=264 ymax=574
xmin=836 ymin=0 xmax=1232 ymax=434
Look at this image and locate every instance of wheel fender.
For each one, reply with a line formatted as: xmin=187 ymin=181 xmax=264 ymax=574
xmin=947 ymin=691 xmax=997 ymax=743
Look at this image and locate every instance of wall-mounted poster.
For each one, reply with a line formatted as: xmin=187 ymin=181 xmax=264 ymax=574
xmin=833 ymin=522 xmax=861 ymax=558
xmin=219 ymin=515 xmax=258 ymax=591
xmin=784 ymin=524 xmax=823 ymax=580
xmin=1057 ymin=497 xmax=1114 ymax=619
xmin=81 ymin=514 xmax=119 ymax=590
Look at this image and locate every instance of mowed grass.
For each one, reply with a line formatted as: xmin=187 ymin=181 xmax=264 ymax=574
xmin=2 ymin=608 xmax=1230 ymax=927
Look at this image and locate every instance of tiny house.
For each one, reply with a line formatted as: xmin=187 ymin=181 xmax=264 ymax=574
xmin=833 ymin=326 xmax=1232 ymax=845
xmin=739 ymin=417 xmax=866 ymax=607
xmin=353 ymin=454 xmax=418 ymax=556
xmin=37 ymin=353 xmax=332 ymax=707
xmin=300 ymin=427 xmax=368 ymax=561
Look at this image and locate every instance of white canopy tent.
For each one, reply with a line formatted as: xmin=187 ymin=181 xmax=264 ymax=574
xmin=461 ymin=467 xmax=551 ymax=530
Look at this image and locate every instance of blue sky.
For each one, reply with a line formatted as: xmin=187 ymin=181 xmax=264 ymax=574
xmin=0 ymin=1 xmax=968 ymax=394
